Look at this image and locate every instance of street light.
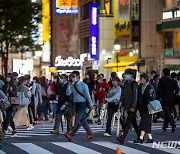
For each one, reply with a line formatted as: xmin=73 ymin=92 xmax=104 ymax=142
xmin=114 ymin=39 xmax=121 ymax=72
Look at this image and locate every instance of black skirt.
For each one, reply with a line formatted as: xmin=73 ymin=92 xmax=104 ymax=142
xmin=139 ymin=112 xmax=152 ymax=133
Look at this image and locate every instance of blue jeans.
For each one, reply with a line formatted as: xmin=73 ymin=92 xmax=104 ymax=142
xmin=71 ymin=102 xmax=92 ymax=136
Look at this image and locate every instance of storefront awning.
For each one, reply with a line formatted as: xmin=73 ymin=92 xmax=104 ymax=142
xmin=104 ymin=61 xmax=136 ymax=68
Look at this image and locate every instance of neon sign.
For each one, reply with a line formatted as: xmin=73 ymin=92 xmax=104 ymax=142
xmin=90 ymin=3 xmax=98 ymax=60
xmin=55 ymin=0 xmax=78 ymax=14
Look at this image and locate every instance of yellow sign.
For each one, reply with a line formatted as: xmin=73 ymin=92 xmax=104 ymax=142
xmin=56 ymin=0 xmax=78 ymax=8
xmin=114 ymin=0 xmax=130 ymax=39
xmin=42 ymin=0 xmax=50 ymax=42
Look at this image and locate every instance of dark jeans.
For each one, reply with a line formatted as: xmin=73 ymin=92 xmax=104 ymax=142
xmin=105 ymin=108 xmax=116 ymax=135
xmin=53 ymin=108 xmax=72 ymax=133
xmin=28 ymin=95 xmax=37 ymax=124
xmin=3 ymin=106 xmax=16 ymax=131
xmin=122 ymin=111 xmax=139 ymax=138
xmin=71 ymin=102 xmax=92 ymax=136
xmin=40 ymin=97 xmax=49 ymax=116
xmin=163 ymin=103 xmax=175 ymax=128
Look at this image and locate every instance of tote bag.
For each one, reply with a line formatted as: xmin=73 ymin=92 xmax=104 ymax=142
xmin=148 ymin=100 xmax=162 ymax=114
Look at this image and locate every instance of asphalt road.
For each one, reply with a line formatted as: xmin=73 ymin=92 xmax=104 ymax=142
xmin=0 ymin=119 xmax=180 ymax=154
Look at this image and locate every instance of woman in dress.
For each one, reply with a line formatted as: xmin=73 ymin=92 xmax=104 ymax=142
xmin=13 ymin=76 xmax=34 ymax=130
xmin=134 ymin=73 xmax=156 ymax=143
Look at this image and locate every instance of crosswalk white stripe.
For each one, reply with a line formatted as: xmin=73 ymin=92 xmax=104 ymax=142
xmin=0 ymin=150 xmax=6 ymax=154
xmin=52 ymin=142 xmax=102 ymax=154
xmin=128 ymin=141 xmax=178 ymax=154
xmin=92 ymin=141 xmax=149 ymax=154
xmin=12 ymin=143 xmax=53 ymax=154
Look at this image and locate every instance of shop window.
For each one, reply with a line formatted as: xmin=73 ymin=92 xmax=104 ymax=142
xmin=164 ymin=32 xmax=173 ymax=49
xmin=176 ymin=32 xmax=180 ymax=48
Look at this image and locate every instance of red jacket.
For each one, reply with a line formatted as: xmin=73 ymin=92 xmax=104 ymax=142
xmin=95 ymin=82 xmax=110 ymax=104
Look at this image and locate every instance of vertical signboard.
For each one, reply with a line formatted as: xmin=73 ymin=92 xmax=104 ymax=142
xmin=131 ymin=0 xmax=140 ymax=42
xmin=90 ymin=3 xmax=98 ymax=60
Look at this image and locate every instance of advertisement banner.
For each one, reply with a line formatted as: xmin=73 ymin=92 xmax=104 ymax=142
xmin=89 ymin=3 xmax=99 ymax=60
xmin=55 ymin=0 xmax=78 ymax=14
xmin=114 ymin=0 xmax=130 ymax=39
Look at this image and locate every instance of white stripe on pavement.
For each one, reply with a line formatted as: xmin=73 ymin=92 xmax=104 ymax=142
xmin=128 ymin=141 xmax=178 ymax=154
xmin=0 ymin=150 xmax=6 ymax=154
xmin=92 ymin=141 xmax=149 ymax=154
xmin=52 ymin=142 xmax=102 ymax=154
xmin=12 ymin=143 xmax=53 ymax=154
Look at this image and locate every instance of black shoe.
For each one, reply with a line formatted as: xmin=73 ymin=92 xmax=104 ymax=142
xmin=133 ymin=138 xmax=144 ymax=144
xmin=117 ymin=136 xmax=125 ymax=144
xmin=145 ymin=139 xmax=153 ymax=143
xmin=172 ymin=125 xmax=176 ymax=133
xmin=162 ymin=127 xmax=167 ymax=132
xmin=153 ymin=119 xmax=157 ymax=123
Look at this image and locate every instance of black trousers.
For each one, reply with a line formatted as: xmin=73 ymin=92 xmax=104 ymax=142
xmin=3 ymin=106 xmax=16 ymax=131
xmin=122 ymin=111 xmax=139 ymax=138
xmin=105 ymin=108 xmax=116 ymax=135
xmin=163 ymin=103 xmax=175 ymax=128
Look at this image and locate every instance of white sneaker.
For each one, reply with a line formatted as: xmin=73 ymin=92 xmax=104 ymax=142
xmin=104 ymin=133 xmax=111 ymax=137
xmin=27 ymin=125 xmax=34 ymax=130
xmin=8 ymin=126 xmax=13 ymax=131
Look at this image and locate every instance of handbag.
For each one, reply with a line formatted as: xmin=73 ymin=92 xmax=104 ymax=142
xmin=0 ymin=99 xmax=11 ymax=111
xmin=9 ymin=96 xmax=20 ymax=105
xmin=148 ymin=100 xmax=162 ymax=114
xmin=19 ymin=91 xmax=30 ymax=106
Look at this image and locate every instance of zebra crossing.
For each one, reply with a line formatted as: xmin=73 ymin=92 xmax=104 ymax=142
xmin=4 ymin=121 xmax=180 ymax=138
xmin=0 ymin=141 xmax=179 ymax=154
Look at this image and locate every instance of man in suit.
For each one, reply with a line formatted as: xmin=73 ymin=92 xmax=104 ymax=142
xmin=158 ymin=68 xmax=179 ymax=133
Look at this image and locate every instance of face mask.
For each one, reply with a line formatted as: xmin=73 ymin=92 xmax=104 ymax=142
xmin=6 ymin=77 xmax=11 ymax=82
xmin=123 ymin=75 xmax=130 ymax=81
xmin=85 ymin=75 xmax=89 ymax=79
xmin=72 ymin=77 xmax=77 ymax=83
xmin=140 ymin=78 xmax=145 ymax=84
xmin=33 ymin=80 xmax=36 ymax=83
xmin=15 ymin=79 xmax=19 ymax=85
xmin=53 ymin=79 xmax=57 ymax=82
xmin=59 ymin=79 xmax=64 ymax=84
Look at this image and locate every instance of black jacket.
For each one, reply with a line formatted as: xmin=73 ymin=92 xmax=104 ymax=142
xmin=158 ymin=76 xmax=179 ymax=103
xmin=57 ymin=82 xmax=68 ymax=111
xmin=138 ymin=84 xmax=156 ymax=115
xmin=123 ymin=80 xmax=138 ymax=112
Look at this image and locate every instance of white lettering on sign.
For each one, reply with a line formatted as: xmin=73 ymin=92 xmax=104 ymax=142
xmin=55 ymin=56 xmax=83 ymax=67
xmin=92 ymin=7 xmax=97 ymax=25
xmin=163 ymin=10 xmax=180 ymax=20
xmin=174 ymin=10 xmax=180 ymax=18
xmin=92 ymin=36 xmax=97 ymax=55
xmin=163 ymin=11 xmax=173 ymax=19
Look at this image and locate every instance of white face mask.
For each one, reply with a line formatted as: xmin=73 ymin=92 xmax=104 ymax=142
xmin=6 ymin=77 xmax=11 ymax=82
xmin=140 ymin=78 xmax=146 ymax=84
xmin=33 ymin=80 xmax=36 ymax=83
xmin=112 ymin=81 xmax=118 ymax=86
xmin=72 ymin=77 xmax=77 ymax=83
xmin=53 ymin=79 xmax=57 ymax=82
xmin=85 ymin=75 xmax=89 ymax=79
xmin=59 ymin=79 xmax=64 ymax=84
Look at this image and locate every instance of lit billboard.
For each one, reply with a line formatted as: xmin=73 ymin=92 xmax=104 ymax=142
xmin=55 ymin=0 xmax=78 ymax=14
xmin=89 ymin=3 xmax=98 ymax=60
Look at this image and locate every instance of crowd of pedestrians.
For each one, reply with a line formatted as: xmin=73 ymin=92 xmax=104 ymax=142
xmin=0 ymin=67 xmax=179 ymax=146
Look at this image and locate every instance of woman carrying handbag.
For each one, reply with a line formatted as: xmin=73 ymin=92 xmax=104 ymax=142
xmin=134 ymin=73 xmax=156 ymax=144
xmin=13 ymin=76 xmax=34 ymax=131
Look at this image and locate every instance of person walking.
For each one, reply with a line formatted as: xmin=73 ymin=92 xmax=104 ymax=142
xmin=65 ymin=71 xmax=94 ymax=142
xmin=104 ymin=77 xmax=121 ymax=137
xmin=134 ymin=73 xmax=156 ymax=143
xmin=13 ymin=76 xmax=34 ymax=130
xmin=2 ymin=73 xmax=17 ymax=137
xmin=117 ymin=68 xmax=140 ymax=144
xmin=158 ymin=68 xmax=179 ymax=132
xmin=50 ymin=74 xmax=72 ymax=135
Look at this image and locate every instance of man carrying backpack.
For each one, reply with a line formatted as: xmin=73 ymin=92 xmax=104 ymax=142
xmin=117 ymin=68 xmax=140 ymax=144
